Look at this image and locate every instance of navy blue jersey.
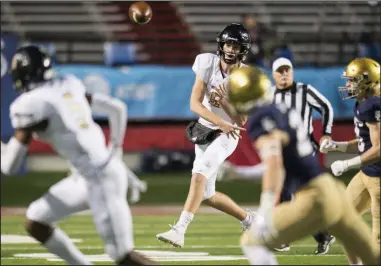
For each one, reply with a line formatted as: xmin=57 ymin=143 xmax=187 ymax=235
xmin=246 ymin=103 xmax=325 ymax=192
xmin=354 ymin=96 xmax=380 ymax=177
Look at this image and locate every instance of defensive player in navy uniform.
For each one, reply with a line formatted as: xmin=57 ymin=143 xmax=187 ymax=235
xmin=320 ymin=58 xmax=380 ymax=250
xmin=226 ymin=66 xmax=379 ymax=265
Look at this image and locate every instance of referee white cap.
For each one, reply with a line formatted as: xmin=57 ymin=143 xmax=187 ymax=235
xmin=272 ymin=57 xmax=293 ymax=72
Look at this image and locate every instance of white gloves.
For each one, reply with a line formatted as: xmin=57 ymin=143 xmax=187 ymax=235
xmin=319 ymin=139 xmax=348 ymax=154
xmin=330 ymin=156 xmax=362 ymax=177
xmin=330 ymin=160 xmax=349 ymax=176
xmin=319 ymin=139 xmax=362 ymax=177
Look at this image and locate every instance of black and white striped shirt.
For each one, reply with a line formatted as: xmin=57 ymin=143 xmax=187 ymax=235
xmin=271 ymin=82 xmax=334 ymax=144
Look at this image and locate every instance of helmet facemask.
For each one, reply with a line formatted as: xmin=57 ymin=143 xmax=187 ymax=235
xmin=216 ymin=23 xmax=251 ymax=65
xmin=339 ymin=58 xmax=380 ymax=100
xmin=218 ymin=41 xmax=249 ymax=65
xmin=339 ymin=72 xmax=375 ymax=100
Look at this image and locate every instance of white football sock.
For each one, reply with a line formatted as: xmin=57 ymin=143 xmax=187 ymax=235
xmin=235 ymin=164 xmax=265 ymax=179
xmin=44 ymin=228 xmax=92 ymax=265
xmin=175 ymin=211 xmax=194 ymax=234
xmin=242 ymin=245 xmax=278 ymax=265
xmin=241 ymin=211 xmax=253 ymax=227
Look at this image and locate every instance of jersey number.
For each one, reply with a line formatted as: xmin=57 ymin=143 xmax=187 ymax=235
xmin=288 ymin=109 xmax=314 ymax=157
xmin=63 ymin=92 xmax=89 ymax=129
xmin=209 ymin=91 xmax=221 ymax=108
xmin=354 ymin=117 xmax=365 ymax=153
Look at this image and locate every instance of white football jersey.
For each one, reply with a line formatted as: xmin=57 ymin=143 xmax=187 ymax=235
xmin=10 ymin=75 xmax=111 ymax=176
xmin=192 ymin=53 xmax=247 ymax=129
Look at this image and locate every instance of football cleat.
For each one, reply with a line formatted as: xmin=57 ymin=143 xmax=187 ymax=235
xmin=314 ymin=235 xmax=336 ymax=255
xmin=156 ymin=225 xmax=185 ymax=248
xmin=273 ymin=244 xmax=291 ymax=252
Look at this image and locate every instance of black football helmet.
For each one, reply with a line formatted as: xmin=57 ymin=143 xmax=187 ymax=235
xmin=216 ymin=23 xmax=251 ymax=64
xmin=11 ymin=45 xmax=53 ymax=92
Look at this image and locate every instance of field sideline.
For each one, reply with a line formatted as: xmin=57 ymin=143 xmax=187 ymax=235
xmin=1 ymin=170 xmax=356 ymax=206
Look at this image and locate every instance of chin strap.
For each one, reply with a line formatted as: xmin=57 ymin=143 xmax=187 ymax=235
xmin=222 ymin=55 xmax=239 ymax=65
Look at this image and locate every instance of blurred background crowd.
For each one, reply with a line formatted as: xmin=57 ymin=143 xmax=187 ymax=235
xmin=1 ymin=1 xmax=380 ymax=173
xmin=2 ymin=1 xmax=380 ymax=67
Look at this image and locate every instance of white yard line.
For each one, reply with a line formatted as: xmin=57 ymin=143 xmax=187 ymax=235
xmin=1 ymin=244 xmax=335 ymax=250
xmin=1 ymin=254 xmax=346 ymax=260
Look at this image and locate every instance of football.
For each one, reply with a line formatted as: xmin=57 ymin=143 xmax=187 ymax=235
xmin=129 ymin=1 xmax=152 ymax=25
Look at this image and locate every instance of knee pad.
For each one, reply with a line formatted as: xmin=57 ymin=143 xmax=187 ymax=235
xmin=26 ymin=198 xmax=54 ymax=225
xmin=192 ymin=159 xmax=217 ymax=179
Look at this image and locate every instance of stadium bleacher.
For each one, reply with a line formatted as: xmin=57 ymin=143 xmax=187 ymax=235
xmin=1 ymin=1 xmax=379 ymax=66
xmin=175 ymin=1 xmax=380 ymax=66
xmin=1 ymin=1 xmax=200 ymax=65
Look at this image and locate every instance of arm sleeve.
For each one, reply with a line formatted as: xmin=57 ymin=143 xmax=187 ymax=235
xmin=90 ymin=93 xmax=127 ymax=148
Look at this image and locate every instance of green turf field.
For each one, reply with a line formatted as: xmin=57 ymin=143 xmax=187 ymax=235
xmin=1 ymin=170 xmax=362 ymax=265
xmin=1 ymin=170 xmax=356 ymax=206
xmin=2 ymin=213 xmax=371 ymax=265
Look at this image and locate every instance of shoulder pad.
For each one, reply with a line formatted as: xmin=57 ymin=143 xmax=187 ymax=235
xmin=247 ymin=105 xmax=283 ymax=140
xmin=62 ymin=75 xmax=87 ymax=95
xmin=357 ymin=96 xmax=380 ymax=122
xmin=10 ymin=92 xmax=50 ymax=129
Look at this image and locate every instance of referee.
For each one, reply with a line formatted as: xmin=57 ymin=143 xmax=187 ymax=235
xmin=271 ymin=57 xmax=334 ymax=149
xmin=271 ymin=57 xmax=335 ymax=255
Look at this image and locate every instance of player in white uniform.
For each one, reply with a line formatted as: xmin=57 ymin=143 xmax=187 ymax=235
xmin=1 ymin=46 xmax=156 ymax=265
xmin=156 ymin=23 xmax=256 ymax=248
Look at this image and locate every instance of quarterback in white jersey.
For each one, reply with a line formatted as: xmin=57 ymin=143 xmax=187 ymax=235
xmin=1 ymin=46 xmax=156 ymax=265
xmin=194 ymin=52 xmax=241 ymax=129
xmin=156 ymin=23 xmax=256 ymax=248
